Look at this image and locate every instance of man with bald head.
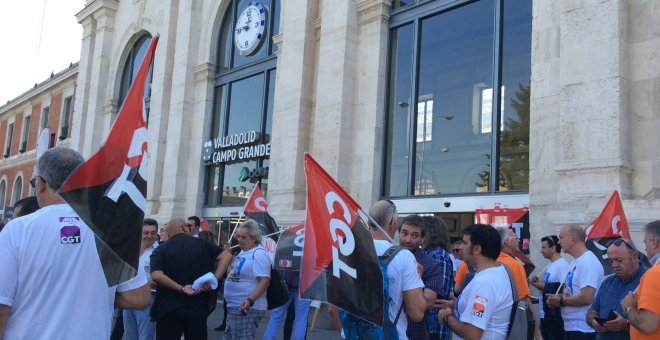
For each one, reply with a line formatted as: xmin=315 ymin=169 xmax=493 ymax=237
xmin=367 ymin=200 xmax=428 ymax=339
xmin=150 ymin=218 xmax=233 ymax=340
xmin=547 ymin=224 xmax=604 ymax=340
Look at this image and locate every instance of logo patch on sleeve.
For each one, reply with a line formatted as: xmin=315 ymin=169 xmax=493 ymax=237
xmin=471 ymin=295 xmax=488 ymax=317
xmin=60 ymin=217 xmax=81 ymax=244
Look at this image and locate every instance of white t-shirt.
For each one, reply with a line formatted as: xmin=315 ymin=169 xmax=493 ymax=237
xmin=140 ymin=242 xmax=158 ymax=282
xmin=0 ymin=204 xmax=147 ymax=339
xmin=450 ymin=254 xmax=463 ymax=273
xmin=374 ymin=240 xmax=424 ymax=340
xmin=224 ymin=245 xmax=271 ymax=310
xmin=560 ymin=251 xmax=604 ymax=332
xmin=454 ymin=265 xmax=512 ymax=340
xmin=538 ymin=257 xmax=569 ymax=318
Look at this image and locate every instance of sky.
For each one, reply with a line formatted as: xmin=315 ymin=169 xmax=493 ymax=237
xmin=0 ymin=0 xmax=85 ymax=104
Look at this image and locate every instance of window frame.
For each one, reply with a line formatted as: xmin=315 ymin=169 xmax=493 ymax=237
xmin=205 ymin=0 xmax=279 ymax=207
xmin=59 ymin=96 xmax=73 ymax=140
xmin=383 ymin=0 xmax=529 ymax=198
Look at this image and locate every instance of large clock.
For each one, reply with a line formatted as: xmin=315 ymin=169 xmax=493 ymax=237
xmin=234 ymin=2 xmax=267 ymax=56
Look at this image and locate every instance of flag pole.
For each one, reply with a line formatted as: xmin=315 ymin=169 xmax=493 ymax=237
xmin=359 ymin=208 xmax=396 ymax=245
xmin=534 ymin=263 xmax=550 ymax=278
xmin=227 ymin=213 xmax=244 ymax=242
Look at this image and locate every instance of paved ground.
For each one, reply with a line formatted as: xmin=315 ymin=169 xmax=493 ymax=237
xmin=206 ymin=301 xmax=342 ymax=339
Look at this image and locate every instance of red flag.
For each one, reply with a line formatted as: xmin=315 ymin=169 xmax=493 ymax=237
xmin=58 ymin=36 xmax=159 ymax=286
xmin=585 ymin=190 xmax=631 ymax=239
xmin=475 ymin=206 xmax=535 ymax=275
xmin=301 ymin=154 xmax=383 ymax=326
xmin=242 ymin=184 xmax=279 ymax=240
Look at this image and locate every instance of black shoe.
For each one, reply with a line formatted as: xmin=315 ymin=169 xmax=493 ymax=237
xmin=214 ymin=324 xmax=226 ymax=331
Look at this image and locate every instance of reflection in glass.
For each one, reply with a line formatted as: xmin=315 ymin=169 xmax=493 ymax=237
xmin=384 ymin=24 xmax=414 ymax=197
xmin=227 ymin=74 xmax=264 ymax=135
xmin=217 ymin=9 xmax=232 ymax=73
xmin=222 ymin=160 xmax=257 ymax=205
xmin=498 ymin=0 xmax=532 ymax=191
xmin=393 ymin=0 xmax=416 ymax=10
xmin=414 ymin=0 xmax=495 ymax=195
xmin=118 ymin=35 xmax=152 ymax=110
xmin=205 ymin=165 xmax=220 ymax=205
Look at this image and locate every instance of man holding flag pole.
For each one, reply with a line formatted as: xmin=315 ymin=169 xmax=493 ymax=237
xmin=300 ymin=154 xmax=427 ymax=339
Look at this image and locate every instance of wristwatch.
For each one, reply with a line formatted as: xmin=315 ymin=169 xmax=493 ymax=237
xmin=559 ymin=296 xmax=565 ymax=307
xmin=246 ymin=297 xmax=255 ymax=307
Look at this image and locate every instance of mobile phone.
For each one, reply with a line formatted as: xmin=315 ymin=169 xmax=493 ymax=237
xmin=607 ymin=310 xmax=617 ymax=320
xmin=594 ymin=317 xmax=607 ymax=326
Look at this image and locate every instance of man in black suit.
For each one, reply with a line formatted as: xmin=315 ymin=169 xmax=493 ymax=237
xmin=150 ymin=218 xmax=233 ymax=340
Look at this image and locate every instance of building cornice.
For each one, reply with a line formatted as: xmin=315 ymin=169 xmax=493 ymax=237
xmin=0 ymin=64 xmax=79 ymax=113
xmin=76 ymin=0 xmax=119 ymax=23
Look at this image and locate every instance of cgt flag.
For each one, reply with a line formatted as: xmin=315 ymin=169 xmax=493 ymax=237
xmin=58 ymin=36 xmax=159 ymax=286
xmin=243 ymin=183 xmax=279 ymax=241
xmin=301 ymin=154 xmax=383 ymax=326
xmin=274 ymin=224 xmax=304 ymax=271
xmin=585 ymin=191 xmax=632 ymax=275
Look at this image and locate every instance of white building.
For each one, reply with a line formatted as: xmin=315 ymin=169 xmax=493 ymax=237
xmin=3 ymin=0 xmax=659 ymax=264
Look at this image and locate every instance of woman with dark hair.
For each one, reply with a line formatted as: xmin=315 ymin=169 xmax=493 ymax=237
xmin=13 ymin=196 xmax=40 ymax=218
xmin=198 ymin=230 xmax=216 ymax=244
xmin=418 ymin=216 xmax=455 ymax=340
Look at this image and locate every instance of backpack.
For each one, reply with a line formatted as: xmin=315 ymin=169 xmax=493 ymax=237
xmin=341 ymin=246 xmax=404 ymax=340
xmin=501 ymin=264 xmax=534 ymax=340
xmin=266 ymin=267 xmax=289 ymax=310
xmin=253 ymin=248 xmax=289 ymax=310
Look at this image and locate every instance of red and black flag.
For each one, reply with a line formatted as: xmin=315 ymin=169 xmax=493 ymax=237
xmin=58 ymin=36 xmax=159 ymax=286
xmin=585 ymin=191 xmax=635 ymax=275
xmin=243 ymin=183 xmax=279 ymax=241
xmin=274 ymin=224 xmax=304 ymax=271
xmin=300 ymin=154 xmax=383 ymax=326
xmin=476 ymin=206 xmax=536 ymax=276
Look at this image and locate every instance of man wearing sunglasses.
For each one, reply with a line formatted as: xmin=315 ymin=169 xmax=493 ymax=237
xmin=587 ymin=239 xmax=645 ymax=339
xmin=531 ymin=235 xmax=569 ymax=340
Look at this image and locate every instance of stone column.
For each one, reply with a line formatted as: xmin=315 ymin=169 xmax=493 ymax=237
xmin=555 ymin=0 xmax=631 ymax=201
xmin=268 ymin=0 xmax=319 ymax=224
xmin=156 ymin=0 xmax=204 ymax=218
xmin=73 ymin=0 xmax=118 ymax=158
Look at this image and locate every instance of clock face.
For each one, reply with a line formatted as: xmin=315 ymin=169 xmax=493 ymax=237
xmin=234 ymin=3 xmax=267 ymax=56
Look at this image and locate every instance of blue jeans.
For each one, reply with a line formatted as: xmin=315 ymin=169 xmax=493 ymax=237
xmin=123 ymin=294 xmax=155 ymax=340
xmin=263 ymin=290 xmax=311 ymax=340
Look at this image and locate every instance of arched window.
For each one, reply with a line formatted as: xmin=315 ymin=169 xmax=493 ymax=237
xmin=204 ymin=0 xmax=280 ymax=206
xmin=0 ymin=180 xmax=6 ymax=218
xmin=383 ymin=0 xmax=531 ymax=197
xmin=117 ymin=34 xmax=153 ymax=120
xmin=11 ymin=176 xmax=23 ymax=206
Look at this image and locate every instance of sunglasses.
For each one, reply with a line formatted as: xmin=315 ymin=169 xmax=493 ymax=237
xmin=30 ymin=176 xmax=43 ymax=188
xmin=606 ymin=238 xmax=634 ymax=251
xmin=452 ymin=249 xmax=461 ymax=253
xmin=542 ymin=235 xmax=559 ymax=247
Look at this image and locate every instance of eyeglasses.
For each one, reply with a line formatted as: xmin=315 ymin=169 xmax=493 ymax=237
xmin=30 ymin=176 xmax=43 ymax=188
xmin=606 ymin=238 xmax=635 ymax=251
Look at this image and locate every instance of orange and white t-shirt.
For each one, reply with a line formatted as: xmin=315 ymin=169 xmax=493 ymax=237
xmin=631 ymin=264 xmax=660 ymax=340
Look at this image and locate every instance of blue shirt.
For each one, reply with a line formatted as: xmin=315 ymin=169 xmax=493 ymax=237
xmin=590 ymin=266 xmax=646 ymax=340
xmin=420 ymin=246 xmax=454 ymax=340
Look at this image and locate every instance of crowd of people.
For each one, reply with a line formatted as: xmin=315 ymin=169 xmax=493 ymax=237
xmin=0 ymin=146 xmax=659 ymax=340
